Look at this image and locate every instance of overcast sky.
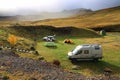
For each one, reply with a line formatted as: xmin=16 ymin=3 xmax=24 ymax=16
xmin=0 ymin=0 xmax=120 ymax=15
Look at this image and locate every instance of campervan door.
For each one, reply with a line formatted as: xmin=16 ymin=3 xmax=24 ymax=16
xmin=73 ymin=47 xmax=92 ymax=59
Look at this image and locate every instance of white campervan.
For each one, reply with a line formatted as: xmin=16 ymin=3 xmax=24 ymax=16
xmin=68 ymin=44 xmax=102 ymax=61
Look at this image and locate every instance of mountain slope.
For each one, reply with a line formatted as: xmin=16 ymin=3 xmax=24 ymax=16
xmin=0 ymin=16 xmax=18 ymax=20
xmin=0 ymin=8 xmax=92 ymax=21
xmin=0 ymin=8 xmax=92 ymax=26
xmin=30 ymin=6 xmax=120 ymax=31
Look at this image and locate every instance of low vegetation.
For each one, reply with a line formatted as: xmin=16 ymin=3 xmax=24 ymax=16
xmin=37 ymin=34 xmax=120 ymax=76
xmin=0 ymin=26 xmax=120 ymax=78
xmin=44 ymin=42 xmax=57 ymax=48
xmin=7 ymin=34 xmax=17 ymax=48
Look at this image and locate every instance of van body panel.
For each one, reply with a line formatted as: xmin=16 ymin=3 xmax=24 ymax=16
xmin=68 ymin=44 xmax=102 ymax=60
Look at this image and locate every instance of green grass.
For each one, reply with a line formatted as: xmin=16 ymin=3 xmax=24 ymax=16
xmin=36 ymin=34 xmax=120 ymax=76
xmin=0 ymin=26 xmax=120 ymax=76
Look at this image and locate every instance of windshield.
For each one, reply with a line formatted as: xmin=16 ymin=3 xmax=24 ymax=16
xmin=72 ymin=46 xmax=81 ymax=55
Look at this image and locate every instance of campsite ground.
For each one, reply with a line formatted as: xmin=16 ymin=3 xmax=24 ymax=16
xmin=0 ymin=26 xmax=120 ymax=79
xmin=0 ymin=23 xmax=119 ymax=80
xmin=0 ymin=26 xmax=120 ymax=76
xmin=35 ymin=32 xmax=120 ymax=76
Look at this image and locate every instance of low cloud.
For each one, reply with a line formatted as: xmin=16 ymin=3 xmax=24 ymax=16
xmin=0 ymin=0 xmax=120 ymax=15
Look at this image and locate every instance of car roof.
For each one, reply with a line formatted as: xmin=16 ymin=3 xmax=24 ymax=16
xmin=76 ymin=44 xmax=100 ymax=48
xmin=47 ymin=36 xmax=54 ymax=37
xmin=80 ymin=44 xmax=99 ymax=46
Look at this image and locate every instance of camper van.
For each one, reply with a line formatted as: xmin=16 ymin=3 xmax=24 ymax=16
xmin=68 ymin=44 xmax=102 ymax=61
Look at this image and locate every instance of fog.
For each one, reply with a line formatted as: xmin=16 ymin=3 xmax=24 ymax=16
xmin=0 ymin=0 xmax=120 ymax=15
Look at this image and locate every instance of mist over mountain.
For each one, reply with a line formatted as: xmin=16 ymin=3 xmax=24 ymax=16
xmin=0 ymin=8 xmax=92 ymax=21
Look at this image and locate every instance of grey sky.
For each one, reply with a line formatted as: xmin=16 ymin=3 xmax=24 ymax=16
xmin=0 ymin=0 xmax=120 ymax=15
xmin=58 ymin=0 xmax=120 ymax=10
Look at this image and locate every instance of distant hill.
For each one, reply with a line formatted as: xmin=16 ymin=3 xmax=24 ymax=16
xmin=30 ymin=6 xmax=120 ymax=32
xmin=17 ymin=8 xmax=92 ymax=21
xmin=0 ymin=16 xmax=18 ymax=21
xmin=0 ymin=8 xmax=92 ymax=21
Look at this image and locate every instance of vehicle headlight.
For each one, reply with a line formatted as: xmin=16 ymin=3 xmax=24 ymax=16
xmin=68 ymin=52 xmax=72 ymax=56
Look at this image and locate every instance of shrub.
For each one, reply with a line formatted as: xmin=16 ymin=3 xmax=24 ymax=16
xmin=44 ymin=42 xmax=57 ymax=47
xmin=52 ymin=59 xmax=60 ymax=67
xmin=2 ymin=75 xmax=9 ymax=80
xmin=7 ymin=34 xmax=17 ymax=46
xmin=30 ymin=46 xmax=36 ymax=51
xmin=0 ymin=47 xmax=2 ymax=50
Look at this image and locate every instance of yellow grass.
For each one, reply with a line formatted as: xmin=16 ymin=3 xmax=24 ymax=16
xmin=26 ymin=6 xmax=120 ymax=30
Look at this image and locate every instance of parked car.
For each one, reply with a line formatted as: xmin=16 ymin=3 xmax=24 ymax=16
xmin=68 ymin=44 xmax=102 ymax=61
xmin=43 ymin=35 xmax=55 ymax=42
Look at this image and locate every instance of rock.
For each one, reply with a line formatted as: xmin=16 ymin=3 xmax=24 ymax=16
xmin=104 ymin=68 xmax=112 ymax=76
xmin=0 ymin=50 xmax=19 ymax=57
xmin=104 ymin=68 xmax=112 ymax=73
xmin=72 ymin=65 xmax=80 ymax=70
xmin=33 ymin=51 xmax=39 ymax=55
xmin=52 ymin=59 xmax=61 ymax=67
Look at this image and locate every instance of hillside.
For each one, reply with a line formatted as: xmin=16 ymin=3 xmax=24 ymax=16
xmin=16 ymin=8 xmax=92 ymax=21
xmin=0 ymin=8 xmax=92 ymax=21
xmin=29 ymin=6 xmax=120 ymax=32
xmin=0 ymin=16 xmax=18 ymax=21
xmin=0 ymin=25 xmax=100 ymax=41
xmin=0 ymin=8 xmax=92 ymax=26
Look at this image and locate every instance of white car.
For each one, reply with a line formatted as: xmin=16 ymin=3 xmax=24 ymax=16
xmin=43 ymin=35 xmax=55 ymax=42
xmin=68 ymin=44 xmax=102 ymax=61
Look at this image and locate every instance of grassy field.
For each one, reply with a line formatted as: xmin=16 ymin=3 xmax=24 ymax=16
xmin=0 ymin=26 xmax=120 ymax=77
xmin=36 ymin=33 xmax=120 ymax=76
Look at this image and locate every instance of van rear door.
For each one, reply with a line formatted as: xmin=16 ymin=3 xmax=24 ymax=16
xmin=92 ymin=45 xmax=102 ymax=58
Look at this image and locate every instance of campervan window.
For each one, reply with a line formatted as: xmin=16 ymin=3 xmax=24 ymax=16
xmin=84 ymin=50 xmax=89 ymax=54
xmin=95 ymin=46 xmax=100 ymax=50
xmin=75 ymin=50 xmax=82 ymax=55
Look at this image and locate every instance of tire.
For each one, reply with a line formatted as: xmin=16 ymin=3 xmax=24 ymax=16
xmin=70 ymin=58 xmax=77 ymax=63
xmin=93 ymin=58 xmax=99 ymax=62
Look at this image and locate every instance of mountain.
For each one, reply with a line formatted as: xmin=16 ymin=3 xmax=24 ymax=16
xmin=0 ymin=16 xmax=18 ymax=21
xmin=17 ymin=8 xmax=92 ymax=21
xmin=0 ymin=8 xmax=92 ymax=21
xmin=30 ymin=6 xmax=120 ymax=31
